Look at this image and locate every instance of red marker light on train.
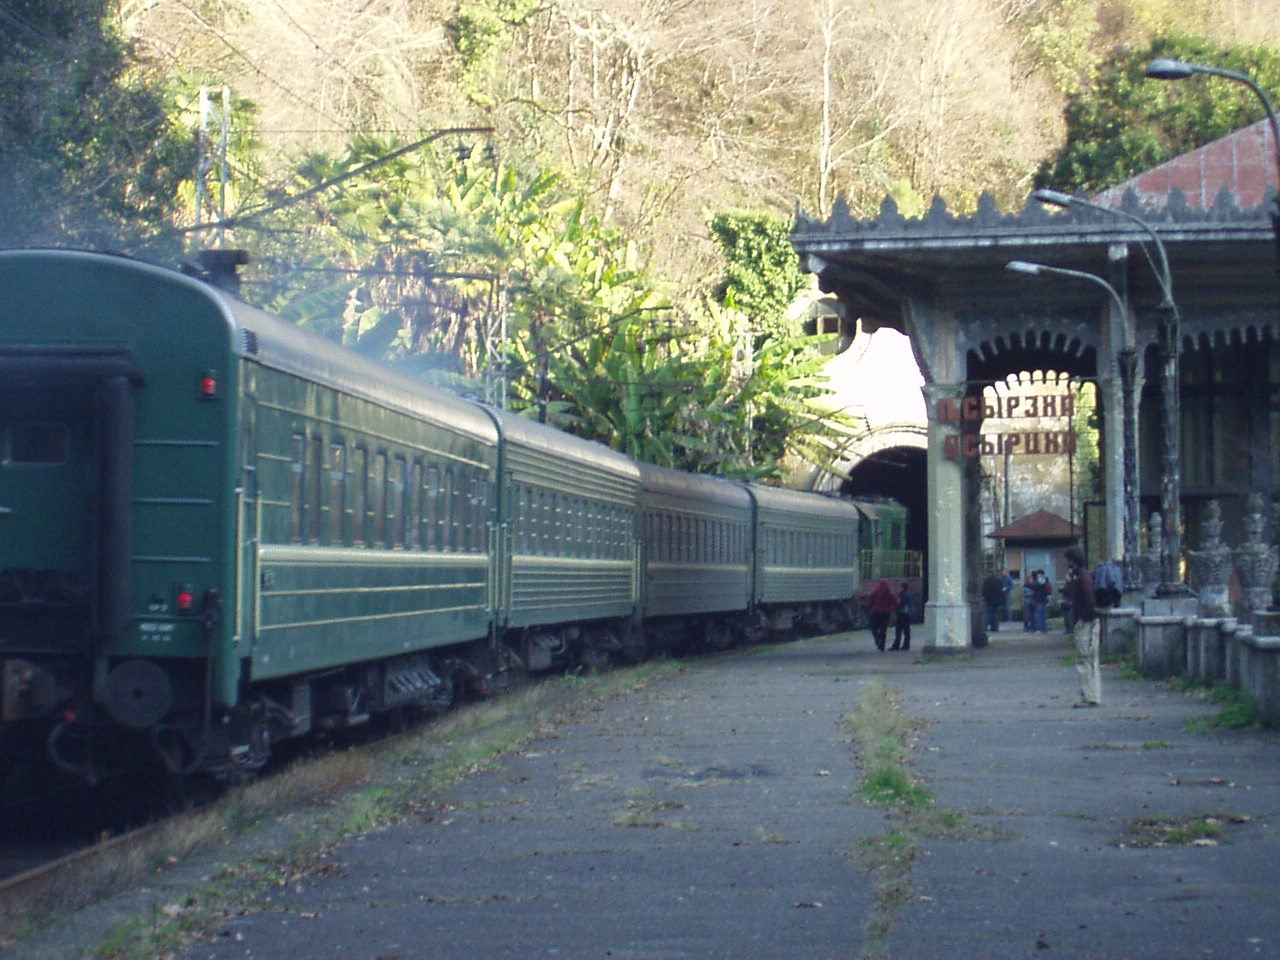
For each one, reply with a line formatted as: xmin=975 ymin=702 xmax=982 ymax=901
xmin=177 ymin=587 xmax=194 ymax=611
xmin=199 ymin=369 xmax=219 ymax=398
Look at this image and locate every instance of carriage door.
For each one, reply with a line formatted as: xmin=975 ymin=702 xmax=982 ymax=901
xmin=0 ymin=357 xmax=136 ymax=659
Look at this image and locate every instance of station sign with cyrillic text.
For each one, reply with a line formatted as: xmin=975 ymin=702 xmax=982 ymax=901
xmin=938 ymin=392 xmax=1076 ymax=459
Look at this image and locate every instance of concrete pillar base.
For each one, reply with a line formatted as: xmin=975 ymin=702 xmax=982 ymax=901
xmin=922 ymin=601 xmax=972 ymax=651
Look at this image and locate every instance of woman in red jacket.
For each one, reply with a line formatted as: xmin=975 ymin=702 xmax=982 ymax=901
xmin=866 ymin=580 xmax=897 ymax=652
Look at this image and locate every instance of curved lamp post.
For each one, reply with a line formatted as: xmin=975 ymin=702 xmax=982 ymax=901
xmin=1143 ymin=57 xmax=1280 ymax=593
xmin=1031 ymin=188 xmax=1184 ymax=593
xmin=1144 ymin=59 xmax=1280 ymax=178
xmin=1006 ymin=260 xmax=1133 ymax=579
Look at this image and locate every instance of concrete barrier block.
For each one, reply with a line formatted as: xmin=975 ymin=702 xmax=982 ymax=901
xmin=1187 ymin=618 xmax=1234 ymax=684
xmin=1239 ymin=632 xmax=1280 ymax=725
xmin=1100 ymin=606 xmax=1139 ymax=659
xmin=1136 ymin=616 xmax=1188 ymax=679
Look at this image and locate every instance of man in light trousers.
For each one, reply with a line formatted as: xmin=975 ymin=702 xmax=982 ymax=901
xmin=1064 ymin=546 xmax=1101 ymax=707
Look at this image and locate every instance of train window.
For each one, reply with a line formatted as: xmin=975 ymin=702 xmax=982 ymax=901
xmin=471 ymin=478 xmax=486 ymax=553
xmin=442 ymin=468 xmax=455 ymax=551
xmin=371 ymin=453 xmax=388 ymax=548
xmin=329 ymin=442 xmax=347 ymax=545
xmin=353 ymin=448 xmax=368 ymax=547
xmin=289 ymin=433 xmax=306 ymax=543
xmin=8 ymin=423 xmax=68 ymax=464
xmin=515 ymin=485 xmax=528 ymax=552
xmin=424 ymin=465 xmax=440 ymax=550
xmin=454 ymin=470 xmax=468 ymax=551
xmin=308 ymin=435 xmax=324 ymax=544
xmin=389 ymin=456 xmax=405 ymax=548
xmin=409 ymin=462 xmax=422 ymax=550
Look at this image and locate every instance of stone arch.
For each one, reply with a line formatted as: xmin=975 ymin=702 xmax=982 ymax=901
xmin=807 ymin=421 xmax=928 ymax=493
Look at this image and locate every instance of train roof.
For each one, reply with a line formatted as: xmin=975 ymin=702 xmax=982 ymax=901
xmin=0 ymin=250 xmax=499 ymax=445
xmin=849 ymin=497 xmax=907 ymax=521
xmin=636 ymin=460 xmax=753 ymax=509
xmin=745 ymin=483 xmax=861 ymax=520
xmin=477 ymin=404 xmax=642 ymax=480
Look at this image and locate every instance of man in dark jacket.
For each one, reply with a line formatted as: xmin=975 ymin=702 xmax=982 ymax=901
xmin=981 ymin=571 xmax=1005 ymax=632
xmin=1064 ymin=546 xmax=1101 ymax=707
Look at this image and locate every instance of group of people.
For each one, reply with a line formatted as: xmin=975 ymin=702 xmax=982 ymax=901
xmin=865 ymin=579 xmax=919 ymax=652
xmin=863 ymin=551 xmax=1110 ymax=707
xmin=979 ymin=553 xmax=1106 ymax=707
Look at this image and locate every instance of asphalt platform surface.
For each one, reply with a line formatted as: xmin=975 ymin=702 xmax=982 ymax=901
xmin=14 ymin=627 xmax=1280 ymax=960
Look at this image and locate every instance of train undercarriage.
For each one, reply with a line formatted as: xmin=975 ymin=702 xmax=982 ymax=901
xmin=2 ymin=597 xmax=859 ymax=798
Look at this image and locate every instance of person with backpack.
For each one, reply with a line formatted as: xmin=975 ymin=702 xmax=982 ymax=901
xmin=1093 ymin=557 xmax=1124 ymax=609
xmin=892 ymin=581 xmax=918 ymax=651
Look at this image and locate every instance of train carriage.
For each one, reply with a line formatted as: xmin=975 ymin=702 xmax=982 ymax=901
xmin=0 ymin=248 xmax=914 ymax=792
xmin=636 ymin=462 xmax=754 ymax=650
xmin=0 ymin=250 xmax=502 ymax=783
xmin=480 ymin=407 xmax=642 ymax=670
xmin=746 ymin=484 xmax=861 ymax=634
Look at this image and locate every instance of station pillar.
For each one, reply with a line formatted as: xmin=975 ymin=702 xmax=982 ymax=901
xmin=922 ymin=382 xmax=971 ymax=650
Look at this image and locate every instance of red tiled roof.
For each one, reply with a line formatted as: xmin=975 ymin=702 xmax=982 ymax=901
xmin=1095 ymin=118 xmax=1279 ymax=211
xmin=986 ymin=508 xmax=1080 ymax=541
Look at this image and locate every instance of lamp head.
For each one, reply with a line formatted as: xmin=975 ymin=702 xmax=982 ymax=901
xmin=1031 ymin=188 xmax=1074 ymax=209
xmin=1145 ymin=58 xmax=1198 ymax=80
xmin=1005 ymin=260 xmax=1044 ymax=276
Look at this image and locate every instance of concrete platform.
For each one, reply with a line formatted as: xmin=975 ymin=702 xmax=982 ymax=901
xmin=13 ymin=627 xmax=1280 ymax=959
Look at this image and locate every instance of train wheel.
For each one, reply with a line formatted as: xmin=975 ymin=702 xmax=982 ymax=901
xmin=703 ymin=619 xmax=733 ymax=651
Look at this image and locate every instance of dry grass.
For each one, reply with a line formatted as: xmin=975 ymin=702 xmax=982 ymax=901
xmin=1 ymin=660 xmax=682 ymax=957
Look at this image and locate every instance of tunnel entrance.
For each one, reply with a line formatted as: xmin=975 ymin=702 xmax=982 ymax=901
xmin=841 ymin=445 xmax=928 ymax=559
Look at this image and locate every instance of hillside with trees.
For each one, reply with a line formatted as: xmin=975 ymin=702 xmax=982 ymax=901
xmin=2 ymin=0 xmax=1279 ymax=479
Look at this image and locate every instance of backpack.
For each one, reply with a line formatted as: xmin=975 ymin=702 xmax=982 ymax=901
xmin=1093 ymin=562 xmax=1123 ymax=608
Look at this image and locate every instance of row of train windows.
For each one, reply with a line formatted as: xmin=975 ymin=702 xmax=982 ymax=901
xmin=510 ymin=485 xmax=631 ymax=560
xmin=645 ymin=512 xmax=748 ymax=565
xmin=289 ymin=435 xmax=488 ymax=552
xmin=766 ymin=529 xmax=854 ymax=568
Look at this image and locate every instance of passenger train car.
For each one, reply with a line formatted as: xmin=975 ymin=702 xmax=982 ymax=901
xmin=0 ymin=250 xmax=898 ymax=788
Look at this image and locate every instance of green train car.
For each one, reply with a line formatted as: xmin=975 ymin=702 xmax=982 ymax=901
xmin=0 ymin=249 xmax=870 ymax=789
xmin=0 ymin=250 xmax=505 ymax=784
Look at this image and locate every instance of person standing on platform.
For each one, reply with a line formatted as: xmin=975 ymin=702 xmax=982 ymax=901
xmin=1029 ymin=570 xmax=1052 ymax=632
xmin=1064 ymin=546 xmax=1101 ymax=706
xmin=982 ymin=570 xmax=1006 ymax=632
xmin=866 ymin=580 xmax=896 ymax=652
xmin=892 ymin=581 xmax=917 ymax=651
xmin=1001 ymin=570 xmax=1015 ymax=623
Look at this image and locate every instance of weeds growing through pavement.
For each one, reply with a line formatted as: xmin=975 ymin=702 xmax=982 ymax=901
xmin=843 ymin=679 xmax=1012 ymax=960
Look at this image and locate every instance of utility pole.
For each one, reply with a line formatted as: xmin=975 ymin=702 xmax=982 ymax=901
xmin=196 ymin=86 xmax=232 ymax=249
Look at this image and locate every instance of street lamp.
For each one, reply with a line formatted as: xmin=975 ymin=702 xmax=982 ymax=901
xmin=1144 ymin=59 xmax=1280 ymax=176
xmin=1145 ymin=58 xmax=1280 ymax=272
xmin=1006 ymin=260 xmax=1134 ymax=581
xmin=1142 ymin=58 xmax=1280 ymax=593
xmin=1006 ymin=260 xmax=1128 ymax=317
xmin=1031 ymin=189 xmax=1183 ymax=593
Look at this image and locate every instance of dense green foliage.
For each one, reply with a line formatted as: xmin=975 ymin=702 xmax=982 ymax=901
xmin=1037 ymin=34 xmax=1280 ymax=193
xmin=0 ymin=0 xmax=191 ymax=252
xmin=4 ymin=1 xmax=1275 ymax=481
xmin=708 ymin=213 xmax=810 ymax=344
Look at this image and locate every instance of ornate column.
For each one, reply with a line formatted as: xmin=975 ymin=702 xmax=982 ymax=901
xmin=1187 ymin=500 xmax=1232 ymax=616
xmin=921 ymin=381 xmax=972 ymax=650
xmin=1234 ymin=492 xmax=1279 ymax=622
